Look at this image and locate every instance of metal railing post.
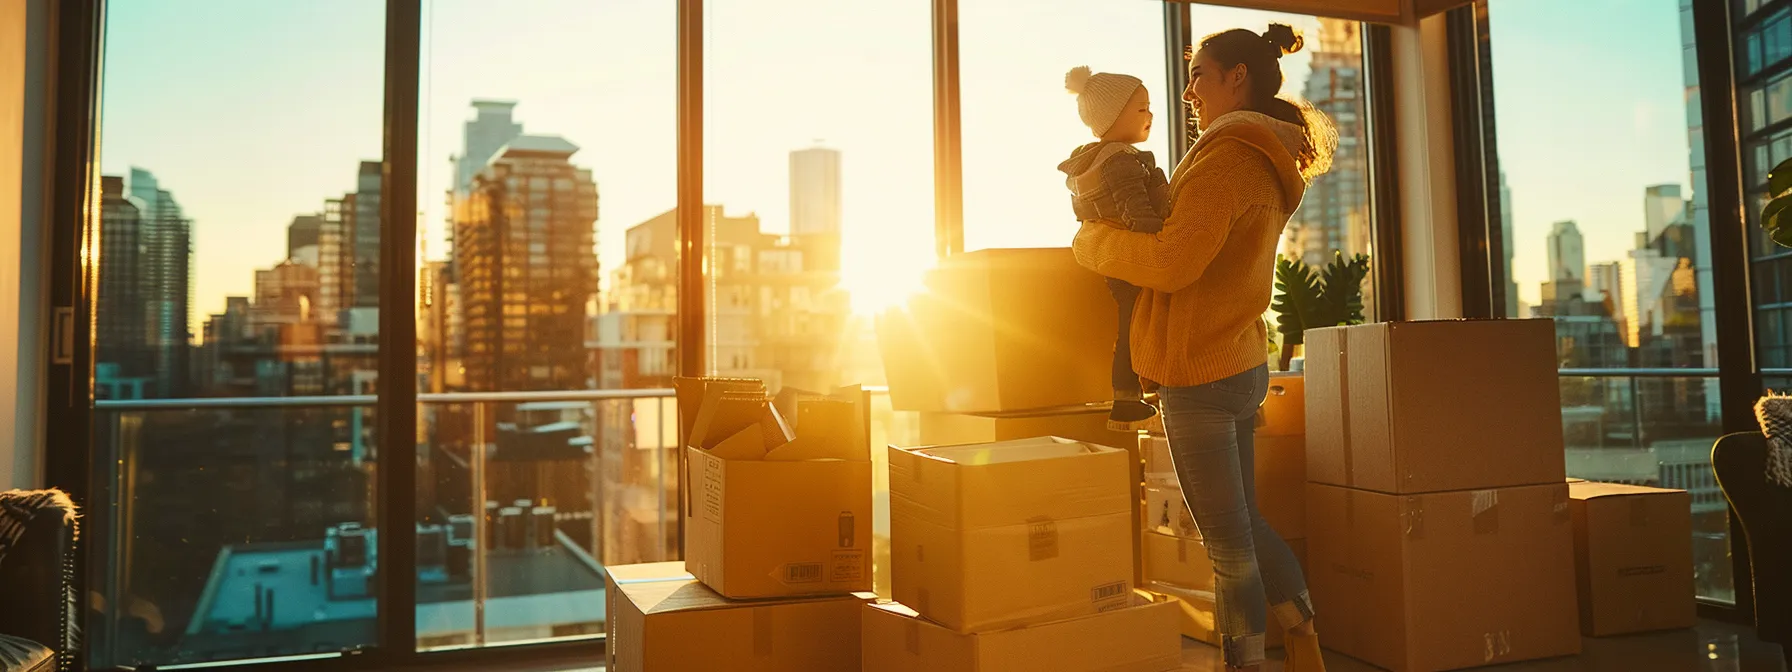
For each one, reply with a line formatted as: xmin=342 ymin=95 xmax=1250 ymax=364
xmin=471 ymin=402 xmax=487 ymax=647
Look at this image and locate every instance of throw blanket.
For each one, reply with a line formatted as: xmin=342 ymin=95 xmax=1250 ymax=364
xmin=0 ymin=489 xmax=78 ymax=573
xmin=1753 ymin=394 xmax=1792 ymax=489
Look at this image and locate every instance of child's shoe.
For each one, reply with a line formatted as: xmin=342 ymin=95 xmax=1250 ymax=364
xmin=1107 ymin=398 xmax=1162 ymax=433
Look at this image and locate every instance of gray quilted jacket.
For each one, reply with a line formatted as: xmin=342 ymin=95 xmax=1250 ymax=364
xmin=1058 ymin=141 xmax=1171 ymax=234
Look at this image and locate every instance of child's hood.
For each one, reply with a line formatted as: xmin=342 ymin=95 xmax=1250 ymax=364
xmin=1057 ymin=141 xmax=1138 ymax=178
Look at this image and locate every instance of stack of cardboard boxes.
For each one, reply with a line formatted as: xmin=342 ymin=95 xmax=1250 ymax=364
xmin=1136 ymin=372 xmax=1310 ymax=647
xmin=1304 ymin=320 xmax=1583 ymax=672
xmin=868 ymin=436 xmax=1181 ymax=671
xmin=878 ymin=247 xmax=1149 ymax=582
xmin=603 ymin=377 xmax=878 ymax=671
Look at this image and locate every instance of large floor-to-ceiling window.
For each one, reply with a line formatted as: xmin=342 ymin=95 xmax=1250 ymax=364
xmin=1479 ymin=0 xmax=1734 ymax=604
xmin=55 ymin=1 xmax=1535 ymax=669
xmin=89 ymin=2 xmax=388 ymax=666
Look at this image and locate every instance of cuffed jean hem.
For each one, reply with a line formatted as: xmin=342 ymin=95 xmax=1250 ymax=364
xmin=1223 ymin=633 xmax=1266 ymax=668
xmin=1273 ymin=590 xmax=1317 ymax=630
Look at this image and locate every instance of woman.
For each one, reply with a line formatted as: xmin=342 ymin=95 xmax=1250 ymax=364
xmin=1071 ymin=23 xmax=1335 ymax=672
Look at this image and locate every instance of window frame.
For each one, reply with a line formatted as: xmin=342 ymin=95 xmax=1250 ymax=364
xmin=44 ymin=1 xmax=1404 ymax=669
xmin=1454 ymin=0 xmax=1759 ymax=621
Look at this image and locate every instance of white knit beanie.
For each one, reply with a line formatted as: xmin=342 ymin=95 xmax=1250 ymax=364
xmin=1066 ymin=66 xmax=1144 ymax=136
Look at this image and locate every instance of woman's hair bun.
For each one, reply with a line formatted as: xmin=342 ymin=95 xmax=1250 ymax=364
xmin=1263 ymin=23 xmax=1303 ymax=57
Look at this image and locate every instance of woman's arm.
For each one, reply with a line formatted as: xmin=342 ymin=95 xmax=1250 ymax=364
xmin=1072 ymin=144 xmax=1255 ymax=293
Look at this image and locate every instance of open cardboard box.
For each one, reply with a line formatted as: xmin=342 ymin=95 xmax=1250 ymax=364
xmin=677 ymin=377 xmax=874 ymax=599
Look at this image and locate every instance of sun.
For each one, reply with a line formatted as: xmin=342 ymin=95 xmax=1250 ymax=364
xmin=841 ymin=255 xmax=931 ymax=316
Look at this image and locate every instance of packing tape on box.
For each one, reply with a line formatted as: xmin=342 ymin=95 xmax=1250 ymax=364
xmin=1336 ymin=328 xmax=1355 ymax=487
xmin=1402 ymin=496 xmax=1424 ymax=540
xmin=904 ymin=619 xmax=922 ymax=655
xmin=1472 ymin=489 xmax=1500 ymax=535
xmin=1178 ymin=537 xmax=1191 ymax=562
xmin=1028 ymin=516 xmax=1059 ymax=561
xmin=916 ymin=588 xmax=931 ymax=614
xmin=754 ymin=608 xmax=774 ymax=657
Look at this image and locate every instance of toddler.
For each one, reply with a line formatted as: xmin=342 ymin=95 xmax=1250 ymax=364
xmin=1059 ymin=66 xmax=1169 ymax=431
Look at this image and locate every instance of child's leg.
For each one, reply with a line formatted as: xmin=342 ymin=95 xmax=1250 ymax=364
xmin=1107 ymin=277 xmax=1143 ymax=397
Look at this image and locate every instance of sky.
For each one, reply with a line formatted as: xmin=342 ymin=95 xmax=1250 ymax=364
xmin=97 ymin=0 xmax=1693 ymax=330
xmin=1485 ymin=0 xmax=1695 ymax=308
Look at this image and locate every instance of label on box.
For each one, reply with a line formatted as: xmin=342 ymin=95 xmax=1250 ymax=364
xmin=701 ymin=456 xmax=725 ymax=524
xmin=779 ymin=562 xmax=825 ymax=584
xmin=830 ymin=549 xmax=866 ymax=582
xmin=1092 ymin=581 xmax=1129 ymax=611
xmin=1027 ymin=517 xmax=1059 ymax=561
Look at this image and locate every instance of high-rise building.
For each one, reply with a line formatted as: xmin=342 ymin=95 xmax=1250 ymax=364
xmin=789 ymin=146 xmax=842 ymax=238
xmin=453 ymin=135 xmax=600 ymax=393
xmin=98 ymin=175 xmax=154 ymax=399
xmin=456 ymin=100 xmax=525 ymax=195
xmin=288 ymin=214 xmax=322 ymax=261
xmin=1544 ymin=220 xmax=1587 ymax=306
xmin=99 ymin=168 xmax=193 ymax=398
xmin=1644 ymin=185 xmax=1686 ymax=244
xmin=1289 ymin=18 xmax=1368 ymax=270
xmin=348 ymin=161 xmax=382 ymax=309
xmin=1500 ymin=172 xmax=1520 ymax=317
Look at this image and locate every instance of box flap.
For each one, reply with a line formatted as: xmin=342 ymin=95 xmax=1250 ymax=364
xmin=688 ymin=386 xmax=769 ymax=450
xmin=764 ymin=396 xmax=868 ymax=462
xmin=674 ymin=376 xmax=764 ymax=446
xmin=915 ymin=436 xmax=1100 ymax=465
xmin=605 ymin=561 xmax=692 ymax=584
xmin=707 ymin=426 xmax=768 ymax=461
xmin=1570 ymin=481 xmax=1685 ymax=501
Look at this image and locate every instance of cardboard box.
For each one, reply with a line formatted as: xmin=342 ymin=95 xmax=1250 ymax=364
xmin=1142 ymin=531 xmax=1212 ymax=591
xmin=1257 ymin=373 xmax=1305 ymax=436
xmin=1569 ymin=481 xmax=1695 ymax=636
xmin=1305 ymin=320 xmax=1567 ymax=494
xmin=889 ymin=437 xmax=1135 ymax=633
xmin=1255 ymin=433 xmax=1307 ymax=539
xmin=861 ymin=598 xmax=1181 ymax=672
xmin=877 ymin=248 xmax=1116 ymax=414
xmin=1139 ymin=432 xmax=1305 ymax=539
xmin=1142 ymin=537 xmax=1306 ymax=646
xmin=1143 ymin=486 xmax=1199 ymax=539
xmin=1306 ymin=481 xmax=1581 ymax=672
xmin=605 ymin=562 xmax=870 ymax=672
xmin=918 ymin=406 xmax=1139 ymax=451
xmin=1140 ymin=434 xmax=1175 ymax=486
xmin=920 ymin=406 xmax=1147 ymax=584
xmin=684 ymin=384 xmax=873 ymax=599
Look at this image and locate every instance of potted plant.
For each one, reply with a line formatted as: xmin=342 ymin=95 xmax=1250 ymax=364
xmin=1762 ymin=158 xmax=1792 ymax=248
xmin=1271 ymin=252 xmax=1371 ymax=371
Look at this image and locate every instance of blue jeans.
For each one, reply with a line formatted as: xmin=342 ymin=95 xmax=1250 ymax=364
xmin=1159 ymin=364 xmax=1315 ymax=668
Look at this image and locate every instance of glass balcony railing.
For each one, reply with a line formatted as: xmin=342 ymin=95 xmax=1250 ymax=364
xmin=87 ymin=386 xmax=915 ymax=668
xmin=1555 ymin=368 xmax=1733 ymax=605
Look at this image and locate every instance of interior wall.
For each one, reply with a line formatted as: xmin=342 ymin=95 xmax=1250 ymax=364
xmin=0 ymin=0 xmax=51 ymax=491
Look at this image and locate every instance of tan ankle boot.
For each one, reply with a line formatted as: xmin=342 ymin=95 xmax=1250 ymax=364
xmin=1283 ymin=629 xmax=1326 ymax=672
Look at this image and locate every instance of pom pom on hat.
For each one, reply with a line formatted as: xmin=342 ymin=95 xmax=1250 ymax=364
xmin=1065 ymin=66 xmax=1144 ymax=137
xmin=1065 ymin=66 xmax=1093 ymax=94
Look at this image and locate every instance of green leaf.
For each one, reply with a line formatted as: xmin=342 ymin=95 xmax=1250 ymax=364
xmin=1317 ymin=252 xmax=1371 ymax=328
xmin=1770 ymin=157 xmax=1792 ymax=198
xmin=1272 ymin=256 xmax=1323 ymax=345
xmin=1770 ymin=196 xmax=1792 ymax=248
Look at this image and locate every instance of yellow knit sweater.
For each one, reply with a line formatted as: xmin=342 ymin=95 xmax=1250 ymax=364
xmin=1072 ymin=111 xmax=1310 ymax=387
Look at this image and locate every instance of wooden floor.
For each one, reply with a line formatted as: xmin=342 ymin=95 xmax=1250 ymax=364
xmin=465 ymin=619 xmax=1785 ymax=672
xmin=1175 ymin=620 xmax=1787 ymax=672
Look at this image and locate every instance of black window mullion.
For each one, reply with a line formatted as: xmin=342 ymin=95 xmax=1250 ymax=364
xmin=1363 ymin=23 xmax=1406 ymax=322
xmin=375 ymin=0 xmax=421 ymax=662
xmin=1694 ymin=0 xmax=1763 ymax=623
